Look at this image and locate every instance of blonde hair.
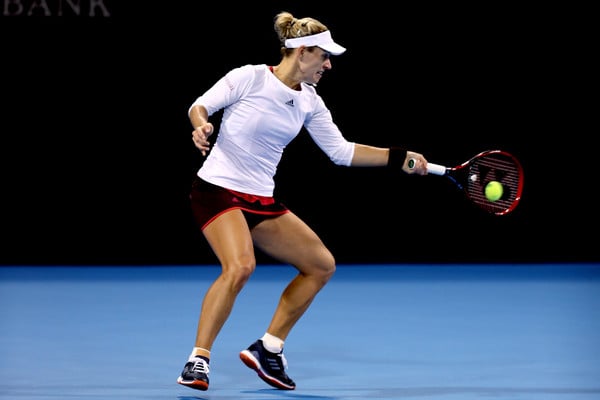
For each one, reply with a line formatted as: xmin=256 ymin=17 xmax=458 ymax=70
xmin=274 ymin=11 xmax=329 ymax=55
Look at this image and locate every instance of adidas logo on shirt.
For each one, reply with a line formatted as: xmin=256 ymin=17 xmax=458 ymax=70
xmin=285 ymin=99 xmax=294 ymax=107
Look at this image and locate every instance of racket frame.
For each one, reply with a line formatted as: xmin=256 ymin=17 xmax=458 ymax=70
xmin=410 ymin=150 xmax=524 ymax=216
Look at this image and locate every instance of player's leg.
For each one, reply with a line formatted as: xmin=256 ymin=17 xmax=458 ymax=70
xmin=253 ymin=211 xmax=335 ymax=338
xmin=178 ymin=209 xmax=255 ymax=391
xmin=195 ymin=209 xmax=257 ymax=348
xmin=239 ymin=211 xmax=335 ymax=390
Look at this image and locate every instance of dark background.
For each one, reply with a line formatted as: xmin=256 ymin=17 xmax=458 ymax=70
xmin=1 ymin=2 xmax=595 ymax=266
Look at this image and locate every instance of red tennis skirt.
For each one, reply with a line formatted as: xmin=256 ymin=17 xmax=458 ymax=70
xmin=190 ymin=177 xmax=290 ymax=230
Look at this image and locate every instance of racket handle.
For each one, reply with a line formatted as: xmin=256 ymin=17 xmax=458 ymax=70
xmin=408 ymin=158 xmax=447 ymax=175
xmin=426 ymin=163 xmax=447 ymax=175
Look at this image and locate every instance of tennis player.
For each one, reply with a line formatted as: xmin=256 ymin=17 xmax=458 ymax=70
xmin=177 ymin=10 xmax=429 ymax=391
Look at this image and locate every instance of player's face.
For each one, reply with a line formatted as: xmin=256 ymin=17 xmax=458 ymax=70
xmin=300 ymin=47 xmax=332 ymax=85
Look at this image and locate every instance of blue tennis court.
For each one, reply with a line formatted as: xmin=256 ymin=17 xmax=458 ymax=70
xmin=1 ymin=264 xmax=599 ymax=399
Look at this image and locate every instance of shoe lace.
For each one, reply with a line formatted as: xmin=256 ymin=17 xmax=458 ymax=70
xmin=191 ymin=358 xmax=210 ymax=374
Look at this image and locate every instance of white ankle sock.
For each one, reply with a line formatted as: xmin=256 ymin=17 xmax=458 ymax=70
xmin=261 ymin=332 xmax=284 ymax=353
xmin=189 ymin=347 xmax=210 ymax=361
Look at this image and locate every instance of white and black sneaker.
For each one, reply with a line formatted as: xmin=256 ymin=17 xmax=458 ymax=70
xmin=177 ymin=356 xmax=209 ymax=391
xmin=239 ymin=339 xmax=296 ymax=390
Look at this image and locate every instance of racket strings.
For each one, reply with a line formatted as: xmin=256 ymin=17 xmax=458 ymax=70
xmin=467 ymin=153 xmax=523 ymax=215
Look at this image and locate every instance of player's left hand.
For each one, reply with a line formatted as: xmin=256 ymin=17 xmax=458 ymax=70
xmin=404 ymin=151 xmax=428 ymax=175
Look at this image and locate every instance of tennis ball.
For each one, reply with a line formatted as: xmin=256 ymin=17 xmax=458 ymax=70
xmin=485 ymin=181 xmax=503 ymax=202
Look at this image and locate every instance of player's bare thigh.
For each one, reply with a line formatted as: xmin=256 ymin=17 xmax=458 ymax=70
xmin=202 ymin=209 xmax=256 ymax=273
xmin=251 ymin=212 xmax=335 ymax=274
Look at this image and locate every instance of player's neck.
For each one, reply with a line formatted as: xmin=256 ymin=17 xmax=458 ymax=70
xmin=272 ymin=64 xmax=301 ymax=91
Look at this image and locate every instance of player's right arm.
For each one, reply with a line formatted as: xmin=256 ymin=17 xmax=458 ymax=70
xmin=190 ymin=105 xmax=214 ymax=156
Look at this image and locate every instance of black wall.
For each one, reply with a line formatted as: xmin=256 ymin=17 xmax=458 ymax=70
xmin=1 ymin=2 xmax=594 ymax=265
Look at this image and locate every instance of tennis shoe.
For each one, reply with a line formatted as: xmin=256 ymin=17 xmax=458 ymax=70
xmin=177 ymin=356 xmax=209 ymax=391
xmin=239 ymin=339 xmax=296 ymax=390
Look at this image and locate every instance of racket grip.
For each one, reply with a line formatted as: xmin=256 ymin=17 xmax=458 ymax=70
xmin=408 ymin=158 xmax=447 ymax=175
xmin=426 ymin=163 xmax=447 ymax=176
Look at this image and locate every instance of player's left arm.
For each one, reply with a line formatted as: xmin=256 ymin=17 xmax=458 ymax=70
xmin=351 ymin=144 xmax=428 ymax=175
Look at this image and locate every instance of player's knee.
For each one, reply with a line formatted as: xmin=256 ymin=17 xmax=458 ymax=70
xmin=315 ymin=251 xmax=336 ymax=284
xmin=222 ymin=258 xmax=256 ymax=292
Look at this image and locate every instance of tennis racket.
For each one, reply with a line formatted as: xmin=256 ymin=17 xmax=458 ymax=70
xmin=409 ymin=149 xmax=524 ymax=216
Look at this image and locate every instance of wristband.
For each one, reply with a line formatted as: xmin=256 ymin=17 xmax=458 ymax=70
xmin=387 ymin=147 xmax=407 ymax=169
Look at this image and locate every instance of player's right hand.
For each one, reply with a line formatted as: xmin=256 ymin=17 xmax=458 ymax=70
xmin=192 ymin=123 xmax=214 ymax=156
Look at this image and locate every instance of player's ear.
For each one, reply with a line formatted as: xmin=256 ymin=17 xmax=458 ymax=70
xmin=298 ymin=46 xmax=306 ymax=59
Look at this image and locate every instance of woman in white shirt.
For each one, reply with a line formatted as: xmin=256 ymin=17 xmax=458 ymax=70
xmin=177 ymin=10 xmax=429 ymax=392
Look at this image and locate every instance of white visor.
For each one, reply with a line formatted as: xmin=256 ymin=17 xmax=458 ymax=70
xmin=284 ymin=31 xmax=346 ymax=55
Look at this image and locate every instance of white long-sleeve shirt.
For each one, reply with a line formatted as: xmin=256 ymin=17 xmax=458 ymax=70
xmin=190 ymin=64 xmax=355 ymax=197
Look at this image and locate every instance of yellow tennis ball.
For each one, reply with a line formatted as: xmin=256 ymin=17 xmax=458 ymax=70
xmin=485 ymin=181 xmax=503 ymax=202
